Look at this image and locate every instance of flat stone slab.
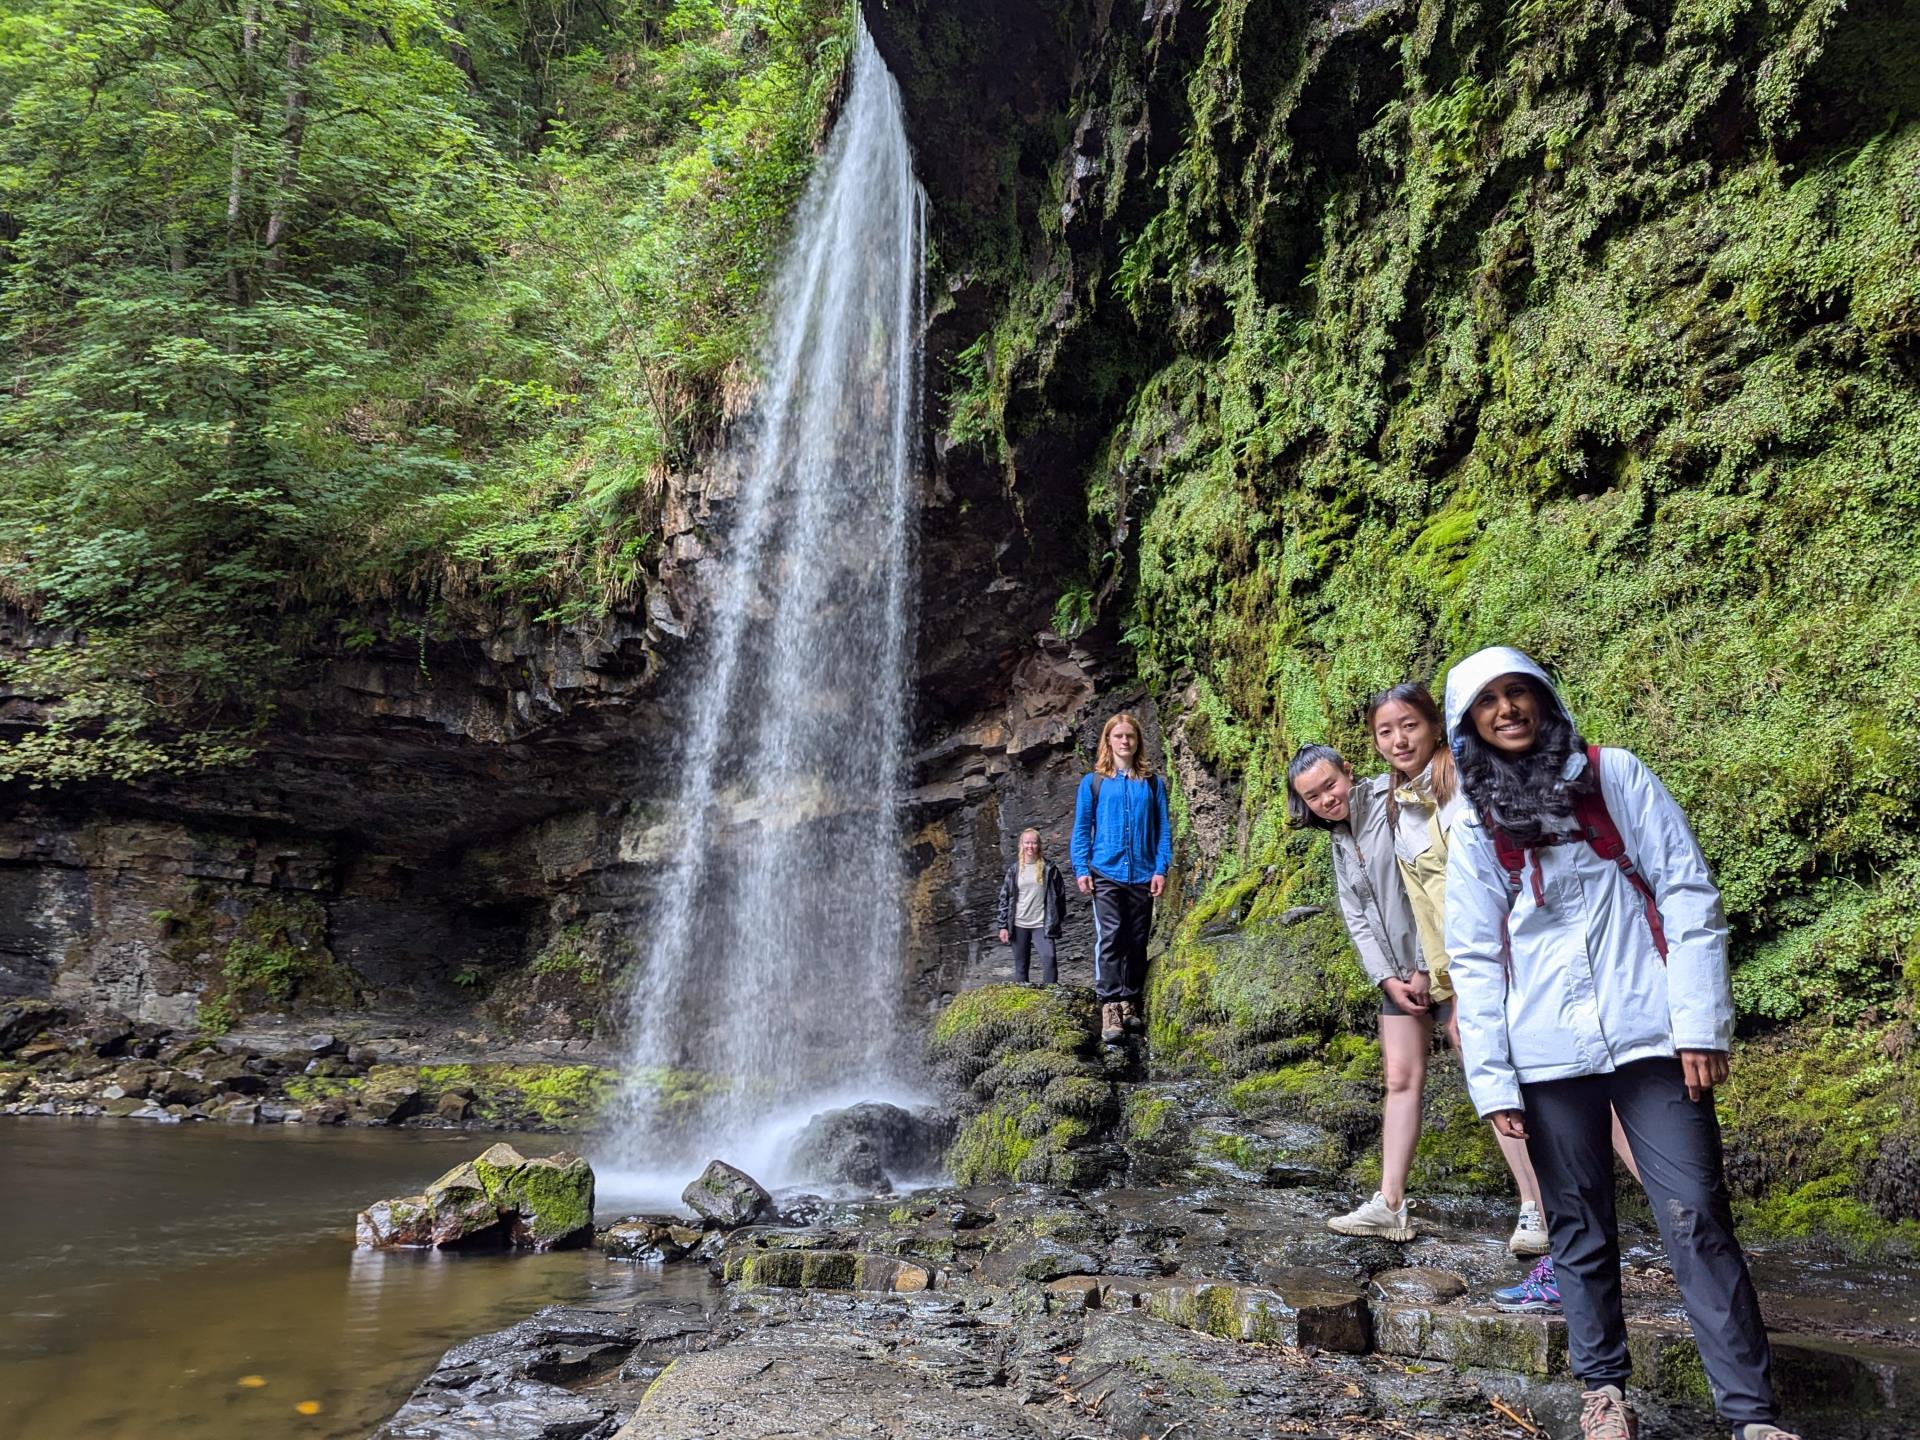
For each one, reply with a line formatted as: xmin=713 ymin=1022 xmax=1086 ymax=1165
xmin=1137 ymin=1275 xmax=1372 ymax=1353
xmin=615 ymin=1342 xmax=1055 ymax=1439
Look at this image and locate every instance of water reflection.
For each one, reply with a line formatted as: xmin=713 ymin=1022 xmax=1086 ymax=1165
xmin=0 ymin=1118 xmax=685 ymax=1440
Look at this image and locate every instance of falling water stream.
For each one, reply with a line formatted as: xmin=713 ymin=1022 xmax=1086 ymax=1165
xmin=602 ymin=21 xmax=927 ymax=1199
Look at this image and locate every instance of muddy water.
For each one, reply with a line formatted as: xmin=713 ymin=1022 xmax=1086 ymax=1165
xmin=0 ymin=1118 xmax=689 ymax=1440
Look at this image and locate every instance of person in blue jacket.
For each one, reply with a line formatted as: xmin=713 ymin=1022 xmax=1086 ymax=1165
xmin=1071 ymin=711 xmax=1172 ymax=1044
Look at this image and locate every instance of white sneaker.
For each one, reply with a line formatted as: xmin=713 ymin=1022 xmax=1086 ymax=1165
xmin=1326 ymin=1190 xmax=1414 ymax=1241
xmin=1509 ymin=1201 xmax=1550 ymax=1256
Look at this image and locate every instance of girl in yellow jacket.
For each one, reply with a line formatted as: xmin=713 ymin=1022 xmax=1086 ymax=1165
xmin=1367 ymin=682 xmax=1640 ymax=1267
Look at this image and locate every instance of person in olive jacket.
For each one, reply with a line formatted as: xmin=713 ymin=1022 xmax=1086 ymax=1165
xmin=996 ymin=827 xmax=1068 ymax=983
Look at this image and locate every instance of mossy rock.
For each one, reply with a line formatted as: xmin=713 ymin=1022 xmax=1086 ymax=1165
xmin=410 ymin=1062 xmax=617 ymax=1129
xmin=1720 ymin=1024 xmax=1920 ymax=1251
xmin=929 ymin=985 xmax=1097 ymax=1071
xmin=1146 ymin=919 xmax=1375 ymax=1076
xmin=470 ymin=1142 xmax=595 ymax=1249
xmin=931 ymin=985 xmax=1120 ymax=1188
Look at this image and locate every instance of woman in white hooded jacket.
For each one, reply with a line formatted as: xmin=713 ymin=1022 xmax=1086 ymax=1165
xmin=1441 ymin=646 xmax=1792 ymax=1440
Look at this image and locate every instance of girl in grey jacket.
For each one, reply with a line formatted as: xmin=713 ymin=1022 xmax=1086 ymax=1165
xmin=1287 ymin=743 xmax=1428 ymax=1242
xmin=1443 ymin=646 xmax=1792 ymax=1440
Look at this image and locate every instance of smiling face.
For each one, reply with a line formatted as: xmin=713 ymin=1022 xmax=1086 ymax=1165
xmin=1291 ymin=758 xmax=1354 ymax=824
xmin=1019 ymin=831 xmax=1041 ymax=862
xmin=1470 ymin=673 xmax=1544 ymax=755
xmin=1371 ymin=698 xmax=1441 ymax=779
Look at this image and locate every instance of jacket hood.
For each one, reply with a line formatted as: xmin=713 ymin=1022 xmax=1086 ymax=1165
xmin=1442 ymin=646 xmax=1576 ymax=754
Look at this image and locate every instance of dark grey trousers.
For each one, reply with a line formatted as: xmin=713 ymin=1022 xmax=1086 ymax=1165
xmin=1009 ymin=926 xmax=1057 ymax=984
xmin=1521 ymin=1057 xmax=1779 ymax=1427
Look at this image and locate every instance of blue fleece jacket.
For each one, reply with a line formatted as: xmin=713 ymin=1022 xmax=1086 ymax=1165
xmin=1071 ymin=770 xmax=1172 ymax=885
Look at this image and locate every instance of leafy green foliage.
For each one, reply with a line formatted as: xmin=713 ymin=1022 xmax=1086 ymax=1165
xmin=0 ymin=0 xmax=850 ymax=782
xmin=971 ymin=0 xmax=1920 ymax=1012
xmin=941 ymin=0 xmax=1920 ymax=1234
xmin=528 ymin=921 xmax=602 ymax=983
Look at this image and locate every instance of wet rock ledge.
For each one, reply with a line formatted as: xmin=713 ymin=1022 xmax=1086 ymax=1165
xmin=356 ymin=980 xmax=1920 ymax=1439
xmin=373 ymin=1161 xmax=1920 ymax=1440
xmin=0 ymin=998 xmax=613 ymax=1130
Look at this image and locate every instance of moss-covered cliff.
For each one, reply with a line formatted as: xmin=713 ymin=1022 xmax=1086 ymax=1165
xmin=871 ymin=0 xmax=1920 ymax=1245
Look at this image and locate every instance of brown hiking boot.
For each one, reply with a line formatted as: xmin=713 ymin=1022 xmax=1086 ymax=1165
xmin=1120 ymin=1000 xmax=1144 ymax=1032
xmin=1579 ymin=1385 xmax=1639 ymax=1440
xmin=1099 ymin=1002 xmax=1125 ymax=1043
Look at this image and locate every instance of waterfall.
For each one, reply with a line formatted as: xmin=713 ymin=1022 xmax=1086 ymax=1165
xmin=603 ymin=21 xmax=926 ymax=1196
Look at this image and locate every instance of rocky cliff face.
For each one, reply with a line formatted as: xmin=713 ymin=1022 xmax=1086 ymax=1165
xmin=862 ymin=0 xmax=1920 ymax=1239
xmin=0 ymin=344 xmax=1130 ymax=1045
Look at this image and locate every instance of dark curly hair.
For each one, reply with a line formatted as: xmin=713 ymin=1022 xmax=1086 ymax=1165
xmin=1452 ymin=676 xmax=1587 ymax=844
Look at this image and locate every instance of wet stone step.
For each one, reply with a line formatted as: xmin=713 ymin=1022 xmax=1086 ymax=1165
xmin=723 ymin=1248 xmax=933 ymax=1294
xmin=1041 ymin=1272 xmax=1372 ymax=1353
xmin=1372 ymin=1296 xmax=1920 ymax=1423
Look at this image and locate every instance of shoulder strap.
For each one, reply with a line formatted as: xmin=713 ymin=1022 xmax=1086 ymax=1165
xmin=1090 ymin=773 xmax=1104 ymax=811
xmin=1572 ymin=745 xmax=1668 ymax=960
xmin=1489 ymin=823 xmax=1527 ymax=897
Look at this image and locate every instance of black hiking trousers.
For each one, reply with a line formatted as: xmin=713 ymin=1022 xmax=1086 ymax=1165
xmin=1091 ymin=876 xmax=1152 ymax=1003
xmin=1009 ymin=926 xmax=1057 ymax=984
xmin=1521 ymin=1057 xmax=1780 ymax=1427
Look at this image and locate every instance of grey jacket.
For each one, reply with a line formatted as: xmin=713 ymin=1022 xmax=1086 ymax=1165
xmin=1329 ymin=773 xmax=1425 ymax=987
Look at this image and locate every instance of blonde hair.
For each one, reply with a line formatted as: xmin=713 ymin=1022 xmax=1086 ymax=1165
xmin=1017 ymin=826 xmax=1044 ymax=881
xmin=1095 ymin=711 xmax=1154 ymax=778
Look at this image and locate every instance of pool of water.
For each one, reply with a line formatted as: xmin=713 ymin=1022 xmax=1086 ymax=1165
xmin=0 ymin=1117 xmax=689 ymax=1440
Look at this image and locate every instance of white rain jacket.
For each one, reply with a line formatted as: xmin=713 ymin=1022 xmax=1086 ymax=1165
xmin=1441 ymin=646 xmax=1734 ymax=1118
xmin=1330 ymin=773 xmax=1425 ymax=988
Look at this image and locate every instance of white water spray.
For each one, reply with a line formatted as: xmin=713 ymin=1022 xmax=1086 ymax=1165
xmin=601 ymin=22 xmax=926 ymax=1204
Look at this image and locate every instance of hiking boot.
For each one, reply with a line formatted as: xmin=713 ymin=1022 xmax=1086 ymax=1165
xmin=1100 ymin=1002 xmax=1125 ymax=1044
xmin=1731 ymin=1427 xmax=1801 ymax=1440
xmin=1578 ymin=1385 xmax=1638 ymax=1440
xmin=1120 ymin=999 xmax=1144 ymax=1032
xmin=1509 ymin=1200 xmax=1550 ymax=1256
xmin=1325 ymin=1191 xmax=1414 ymax=1241
xmin=1493 ymin=1254 xmax=1560 ymax=1313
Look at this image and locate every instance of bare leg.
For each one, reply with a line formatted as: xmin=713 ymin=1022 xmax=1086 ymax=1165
xmin=1498 ymin=1129 xmax=1545 ymax=1206
xmin=1379 ymin=1014 xmax=1431 ymax=1208
xmin=1610 ymin=1107 xmax=1643 ymax=1183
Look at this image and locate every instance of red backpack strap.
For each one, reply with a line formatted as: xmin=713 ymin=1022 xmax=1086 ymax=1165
xmin=1572 ymin=745 xmax=1669 ymax=960
xmin=1489 ymin=823 xmax=1526 ymax=894
xmin=1486 ymin=823 xmax=1526 ymax=984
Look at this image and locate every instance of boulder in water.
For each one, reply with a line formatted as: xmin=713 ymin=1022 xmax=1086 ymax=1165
xmin=357 ymin=1196 xmax=434 ymax=1248
xmin=474 ymin=1144 xmax=596 ymax=1250
xmin=682 ymin=1160 xmax=771 ymax=1229
xmin=355 ymin=1144 xmax=594 ymax=1251
xmin=786 ymin=1102 xmax=954 ymax=1189
xmin=601 ymin=1218 xmax=691 ymax=1263
xmin=423 ymin=1160 xmax=509 ymax=1248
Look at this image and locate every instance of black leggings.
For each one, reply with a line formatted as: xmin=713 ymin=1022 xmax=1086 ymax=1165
xmin=1091 ymin=877 xmax=1152 ymax=1002
xmin=1009 ymin=927 xmax=1057 ymax=984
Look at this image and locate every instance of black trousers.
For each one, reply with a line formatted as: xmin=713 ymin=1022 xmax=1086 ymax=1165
xmin=1009 ymin=926 xmax=1057 ymax=984
xmin=1521 ymin=1057 xmax=1778 ymax=1426
xmin=1091 ymin=876 xmax=1152 ymax=1003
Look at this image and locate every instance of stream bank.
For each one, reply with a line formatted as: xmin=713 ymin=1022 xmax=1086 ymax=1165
xmin=375 ymin=1138 xmax=1920 ymax=1440
xmin=364 ymin=983 xmax=1920 ymax=1440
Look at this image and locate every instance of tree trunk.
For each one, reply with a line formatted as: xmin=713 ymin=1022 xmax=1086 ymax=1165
xmin=224 ymin=0 xmax=260 ymax=304
xmin=262 ymin=7 xmax=311 ymax=276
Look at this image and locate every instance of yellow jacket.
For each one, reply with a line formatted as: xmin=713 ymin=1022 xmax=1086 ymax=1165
xmin=1391 ymin=765 xmax=1467 ymax=1003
